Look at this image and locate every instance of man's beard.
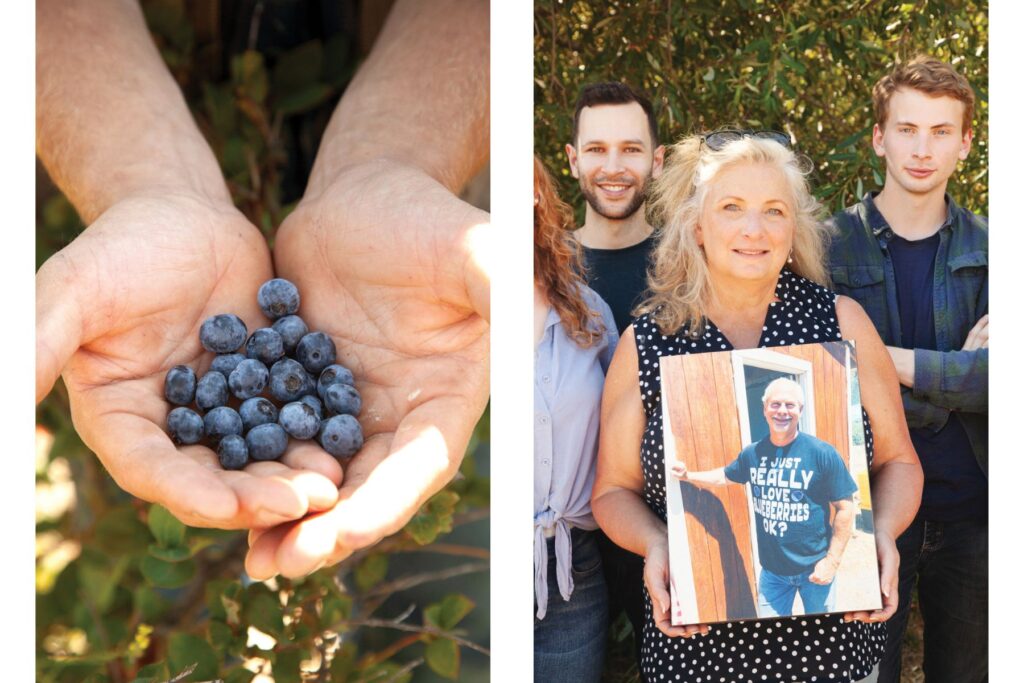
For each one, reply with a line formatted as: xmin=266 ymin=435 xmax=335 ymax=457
xmin=579 ymin=175 xmax=649 ymax=220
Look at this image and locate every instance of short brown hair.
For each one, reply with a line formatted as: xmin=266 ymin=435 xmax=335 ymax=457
xmin=572 ymin=81 xmax=659 ymax=148
xmin=873 ymin=56 xmax=975 ymax=133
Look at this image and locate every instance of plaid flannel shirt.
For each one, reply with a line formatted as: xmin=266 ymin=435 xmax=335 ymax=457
xmin=828 ymin=192 xmax=988 ymax=475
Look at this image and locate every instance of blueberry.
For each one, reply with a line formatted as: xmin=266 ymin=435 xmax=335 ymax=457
xmin=295 ymin=332 xmax=337 ymax=374
xmin=269 ymin=358 xmax=315 ymax=402
xmin=239 ymin=397 xmax=279 ymax=432
xmin=279 ymin=401 xmax=320 ymax=440
xmin=272 ymin=315 xmax=308 ymax=355
xmin=228 ymin=358 xmax=269 ymax=400
xmin=245 ymin=328 xmax=285 ymax=365
xmin=318 ymin=414 xmax=363 ymax=460
xmin=246 ymin=423 xmax=289 ymax=461
xmin=167 ymin=407 xmax=204 ymax=445
xmin=299 ymin=394 xmax=324 ymax=420
xmin=204 ymin=406 xmax=243 ymax=443
xmin=257 ymin=278 xmax=300 ymax=320
xmin=217 ymin=434 xmax=249 ymax=470
xmin=324 ymin=383 xmax=362 ymax=416
xmin=195 ymin=371 xmax=229 ymax=412
xmin=210 ymin=352 xmax=246 ymax=377
xmin=199 ymin=314 xmax=248 ymax=353
xmin=317 ymin=363 xmax=355 ymax=401
xmin=164 ymin=365 xmax=197 ymax=405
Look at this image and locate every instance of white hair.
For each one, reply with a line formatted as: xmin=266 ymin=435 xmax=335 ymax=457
xmin=761 ymin=377 xmax=804 ymax=406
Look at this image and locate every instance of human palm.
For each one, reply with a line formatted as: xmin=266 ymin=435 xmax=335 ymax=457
xmin=246 ymin=161 xmax=490 ymax=577
xmin=36 ymin=193 xmax=343 ymax=528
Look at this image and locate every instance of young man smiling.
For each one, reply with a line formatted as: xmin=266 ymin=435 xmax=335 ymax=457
xmin=829 ymin=57 xmax=988 ymax=683
xmin=565 ymin=82 xmax=664 ymax=334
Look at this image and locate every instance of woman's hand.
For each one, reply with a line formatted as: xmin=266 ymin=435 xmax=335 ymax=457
xmin=644 ymin=541 xmax=710 ymax=638
xmin=844 ymin=529 xmax=900 ymax=623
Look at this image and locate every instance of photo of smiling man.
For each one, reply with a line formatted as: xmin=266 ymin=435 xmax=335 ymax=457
xmin=673 ymin=377 xmax=860 ymax=618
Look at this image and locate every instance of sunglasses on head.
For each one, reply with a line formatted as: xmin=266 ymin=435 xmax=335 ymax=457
xmin=701 ymin=129 xmax=792 ymax=151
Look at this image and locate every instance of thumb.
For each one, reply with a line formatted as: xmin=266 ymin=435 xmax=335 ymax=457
xmin=461 ymin=218 xmax=491 ymax=323
xmin=36 ymin=253 xmax=87 ymax=403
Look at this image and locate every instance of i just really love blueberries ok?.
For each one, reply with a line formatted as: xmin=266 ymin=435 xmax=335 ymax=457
xmin=164 ymin=278 xmax=364 ymax=470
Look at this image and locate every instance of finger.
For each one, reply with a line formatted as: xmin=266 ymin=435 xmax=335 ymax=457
xmin=36 ymin=253 xmax=87 ymax=403
xmin=79 ymin=409 xmax=241 ymax=527
xmin=644 ymin=574 xmax=671 ymax=617
xmin=240 ymin=461 xmax=340 ymax=511
xmin=280 ymin=441 xmax=345 ymax=486
xmin=245 ymin=523 xmax=295 ymax=581
xmin=314 ymin=396 xmax=478 ymax=549
xmin=844 ymin=610 xmax=870 ymax=623
xmin=275 ymin=512 xmax=350 ymax=578
xmin=461 ymin=219 xmax=491 ymax=323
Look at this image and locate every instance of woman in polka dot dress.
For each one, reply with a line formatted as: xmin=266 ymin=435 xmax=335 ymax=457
xmin=592 ymin=132 xmax=923 ymax=683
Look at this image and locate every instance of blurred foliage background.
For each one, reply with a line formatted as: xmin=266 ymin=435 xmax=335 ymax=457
xmin=535 ymin=0 xmax=988 ymax=223
xmin=36 ymin=1 xmax=490 ymax=681
xmin=535 ymin=2 xmax=986 ymax=682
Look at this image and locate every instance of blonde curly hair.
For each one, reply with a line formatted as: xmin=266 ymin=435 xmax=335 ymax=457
xmin=636 ymin=134 xmax=833 ymax=336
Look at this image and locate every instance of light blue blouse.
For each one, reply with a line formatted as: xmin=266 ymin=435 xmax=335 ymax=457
xmin=534 ymin=285 xmax=618 ymax=619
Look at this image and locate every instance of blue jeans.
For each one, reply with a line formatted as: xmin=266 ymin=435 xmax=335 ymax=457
xmin=757 ymin=565 xmax=836 ymax=617
xmin=534 ymin=528 xmax=608 ymax=683
xmin=878 ymin=517 xmax=988 ymax=683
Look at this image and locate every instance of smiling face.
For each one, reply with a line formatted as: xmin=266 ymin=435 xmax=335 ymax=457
xmin=762 ymin=381 xmax=803 ymax=444
xmin=873 ymin=88 xmax=972 ymax=199
xmin=696 ymin=162 xmax=795 ymax=287
xmin=566 ymin=102 xmax=664 ymax=220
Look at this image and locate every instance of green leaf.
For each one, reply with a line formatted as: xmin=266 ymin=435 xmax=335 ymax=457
xmin=272 ymin=648 xmax=303 ymax=683
xmin=78 ymin=554 xmax=130 ymax=614
xmin=224 ymin=667 xmax=257 ymax=683
xmin=329 ymin=640 xmax=358 ymax=680
xmin=404 ymin=491 xmax=460 ymax=545
xmin=354 ymin=553 xmax=389 ymax=591
xmin=425 ymin=638 xmax=460 ymax=680
xmin=133 ymin=585 xmax=170 ymax=622
xmin=147 ymin=543 xmax=192 ymax=562
xmin=167 ymin=633 xmax=219 ymax=681
xmin=357 ymin=662 xmax=412 ymax=683
xmin=322 ymin=33 xmax=353 ymax=87
xmin=231 ymin=50 xmax=269 ymax=103
xmin=202 ymin=82 xmax=237 ymax=136
xmin=272 ymin=40 xmax=324 ymax=93
xmin=148 ymin=504 xmax=186 ymax=548
xmin=94 ymin=505 xmax=150 ymax=555
xmin=275 ymin=84 xmax=334 ymax=116
xmin=208 ymin=619 xmax=234 ymax=650
xmin=320 ymin=594 xmax=352 ymax=625
xmin=424 ymin=594 xmax=475 ymax=631
xmin=243 ymin=588 xmax=284 ymax=638
xmin=133 ymin=661 xmax=168 ymax=681
xmin=140 ymin=555 xmax=196 ymax=588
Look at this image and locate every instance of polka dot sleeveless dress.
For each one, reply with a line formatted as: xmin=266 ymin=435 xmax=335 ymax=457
xmin=632 ymin=270 xmax=885 ymax=682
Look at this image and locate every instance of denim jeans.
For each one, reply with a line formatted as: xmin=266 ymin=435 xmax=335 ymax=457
xmin=878 ymin=517 xmax=988 ymax=683
xmin=757 ymin=565 xmax=837 ymax=617
xmin=534 ymin=528 xmax=608 ymax=683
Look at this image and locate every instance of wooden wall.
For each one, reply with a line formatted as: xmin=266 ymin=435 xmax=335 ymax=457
xmin=661 ymin=341 xmax=850 ymax=623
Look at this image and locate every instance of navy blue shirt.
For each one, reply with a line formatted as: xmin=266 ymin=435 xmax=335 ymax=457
xmin=724 ymin=432 xmax=858 ymax=576
xmin=888 ymin=233 xmax=987 ymax=521
xmin=580 ymin=235 xmax=655 ymax=334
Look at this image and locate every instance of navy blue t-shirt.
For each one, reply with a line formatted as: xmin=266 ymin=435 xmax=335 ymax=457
xmin=888 ymin=233 xmax=987 ymax=521
xmin=724 ymin=432 xmax=858 ymax=576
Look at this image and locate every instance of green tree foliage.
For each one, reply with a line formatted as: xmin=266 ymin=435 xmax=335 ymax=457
xmin=535 ymin=0 xmax=987 ymax=220
xmin=37 ymin=2 xmax=490 ymax=681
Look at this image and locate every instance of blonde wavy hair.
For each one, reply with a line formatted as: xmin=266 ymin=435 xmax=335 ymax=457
xmin=636 ymin=134 xmax=833 ymax=337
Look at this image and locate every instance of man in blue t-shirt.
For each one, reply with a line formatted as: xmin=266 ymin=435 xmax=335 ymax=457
xmin=673 ymin=378 xmax=858 ymax=617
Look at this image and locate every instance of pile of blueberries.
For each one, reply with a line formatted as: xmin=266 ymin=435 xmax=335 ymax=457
xmin=164 ymin=278 xmax=364 ymax=470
